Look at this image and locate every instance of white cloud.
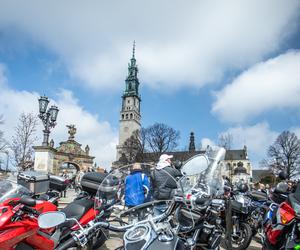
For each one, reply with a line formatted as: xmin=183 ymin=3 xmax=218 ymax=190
xmin=212 ymin=51 xmax=300 ymax=122
xmin=200 ymin=138 xmax=216 ymax=150
xmin=0 ymin=1 xmax=299 ymax=90
xmin=220 ymin=122 xmax=278 ymax=167
xmin=0 ymin=67 xmax=118 ymax=168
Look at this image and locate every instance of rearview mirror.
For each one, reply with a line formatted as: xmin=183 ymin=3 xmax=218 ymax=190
xmin=38 ymin=211 xmax=66 ymax=229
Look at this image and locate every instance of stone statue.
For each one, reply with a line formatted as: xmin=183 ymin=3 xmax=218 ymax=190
xmin=85 ymin=145 xmax=90 ymax=155
xmin=67 ymin=124 xmax=76 ymax=140
xmin=49 ymin=139 xmax=54 ymax=148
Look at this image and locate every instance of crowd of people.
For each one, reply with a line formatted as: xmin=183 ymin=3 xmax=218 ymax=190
xmin=124 ymin=153 xmax=182 ymax=220
xmin=122 ymin=154 xmax=300 ymax=225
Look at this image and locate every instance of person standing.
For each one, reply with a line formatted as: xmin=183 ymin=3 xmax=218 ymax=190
xmin=153 ymin=154 xmax=182 ymax=215
xmin=60 ymin=170 xmax=68 ymax=198
xmin=125 ymin=163 xmax=150 ymax=221
xmin=75 ymin=166 xmax=88 ymax=193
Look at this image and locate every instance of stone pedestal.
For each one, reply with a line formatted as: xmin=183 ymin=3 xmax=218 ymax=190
xmin=33 ymin=146 xmax=56 ymax=173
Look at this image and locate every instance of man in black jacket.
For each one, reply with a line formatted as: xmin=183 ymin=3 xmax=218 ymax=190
xmin=153 ymin=154 xmax=182 ymax=215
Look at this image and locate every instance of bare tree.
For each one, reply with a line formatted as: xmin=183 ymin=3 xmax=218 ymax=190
xmin=11 ymin=113 xmax=38 ymax=171
xmin=123 ymin=129 xmax=147 ymax=163
xmin=0 ymin=115 xmax=8 ymax=152
xmin=218 ymin=132 xmax=233 ymax=150
xmin=144 ymin=123 xmax=180 ymax=154
xmin=267 ymin=131 xmax=300 ymax=180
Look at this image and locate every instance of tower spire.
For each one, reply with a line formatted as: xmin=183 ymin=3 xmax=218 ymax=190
xmin=132 ymin=40 xmax=135 ymax=59
xmin=189 ymin=132 xmax=196 ymax=152
xmin=124 ymin=41 xmax=140 ymax=98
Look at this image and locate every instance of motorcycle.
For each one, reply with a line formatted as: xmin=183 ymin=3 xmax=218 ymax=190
xmin=0 ymin=171 xmax=117 ymax=250
xmin=228 ymin=189 xmax=253 ymax=250
xmin=263 ymin=182 xmax=300 ymax=250
xmin=189 ymin=149 xmax=253 ymax=250
xmin=246 ymin=190 xmax=270 ymax=237
xmin=38 ymin=147 xmax=227 ymax=250
xmin=0 ymin=180 xmax=58 ymax=250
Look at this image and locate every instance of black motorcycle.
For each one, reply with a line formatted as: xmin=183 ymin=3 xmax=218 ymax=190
xmin=39 ymin=147 xmax=227 ymax=250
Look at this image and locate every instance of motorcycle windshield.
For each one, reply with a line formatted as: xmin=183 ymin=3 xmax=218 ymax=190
xmin=180 ymin=147 xmax=226 ymax=197
xmin=0 ymin=180 xmax=31 ymax=203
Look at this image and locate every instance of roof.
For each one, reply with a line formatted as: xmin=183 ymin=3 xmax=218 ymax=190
xmin=252 ymin=169 xmax=273 ymax=183
xmin=225 ymin=150 xmax=247 ymax=161
xmin=140 ymin=150 xmax=205 ymax=164
xmin=140 ymin=149 xmax=248 ymax=164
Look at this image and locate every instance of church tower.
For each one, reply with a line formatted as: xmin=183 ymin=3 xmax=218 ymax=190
xmin=116 ymin=42 xmax=141 ymax=161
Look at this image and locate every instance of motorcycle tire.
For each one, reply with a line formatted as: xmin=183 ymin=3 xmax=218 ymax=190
xmin=251 ymin=227 xmax=257 ymax=237
xmin=90 ymin=229 xmax=109 ymax=250
xmin=230 ymin=222 xmax=252 ymax=250
xmin=195 ymin=247 xmax=220 ymax=250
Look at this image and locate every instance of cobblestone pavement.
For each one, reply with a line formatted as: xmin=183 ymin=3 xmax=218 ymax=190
xmin=100 ymin=236 xmax=262 ymax=250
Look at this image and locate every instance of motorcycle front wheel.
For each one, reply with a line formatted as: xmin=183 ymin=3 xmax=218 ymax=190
xmin=230 ymin=222 xmax=252 ymax=250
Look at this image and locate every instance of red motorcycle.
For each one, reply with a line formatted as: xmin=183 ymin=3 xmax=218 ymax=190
xmin=0 ymin=171 xmax=119 ymax=250
xmin=0 ymin=180 xmax=57 ymax=250
xmin=264 ymin=183 xmax=300 ymax=250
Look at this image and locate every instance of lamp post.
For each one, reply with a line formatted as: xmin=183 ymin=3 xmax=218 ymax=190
xmin=5 ymin=151 xmax=9 ymax=173
xmin=38 ymin=96 xmax=59 ymax=147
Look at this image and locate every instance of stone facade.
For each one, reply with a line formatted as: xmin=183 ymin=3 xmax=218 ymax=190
xmin=221 ymin=146 xmax=252 ymax=184
xmin=34 ymin=125 xmax=94 ymax=174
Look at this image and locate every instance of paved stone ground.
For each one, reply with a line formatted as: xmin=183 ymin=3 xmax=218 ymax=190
xmin=59 ymin=189 xmax=263 ymax=250
xmin=99 ymin=236 xmax=262 ymax=250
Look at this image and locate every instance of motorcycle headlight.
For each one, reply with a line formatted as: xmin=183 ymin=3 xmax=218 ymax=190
xmin=125 ymin=225 xmax=150 ymax=241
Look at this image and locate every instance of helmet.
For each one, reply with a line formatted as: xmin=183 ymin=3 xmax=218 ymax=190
xmin=237 ymin=183 xmax=249 ymax=193
xmin=275 ymin=182 xmax=289 ymax=193
xmin=278 ymin=171 xmax=287 ymax=181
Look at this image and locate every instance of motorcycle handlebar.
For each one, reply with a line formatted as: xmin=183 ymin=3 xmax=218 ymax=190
xmin=22 ymin=205 xmax=40 ymax=216
xmin=82 ymin=211 xmax=170 ymax=236
xmin=55 ymin=237 xmax=77 ymax=250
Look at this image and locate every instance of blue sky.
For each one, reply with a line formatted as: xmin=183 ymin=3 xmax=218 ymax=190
xmin=0 ymin=1 xmax=300 ymax=168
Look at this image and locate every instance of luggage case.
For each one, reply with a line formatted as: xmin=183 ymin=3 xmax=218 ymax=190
xmin=17 ymin=171 xmax=49 ymax=194
xmin=81 ymin=172 xmax=119 ymax=197
xmin=49 ymin=175 xmax=68 ymax=192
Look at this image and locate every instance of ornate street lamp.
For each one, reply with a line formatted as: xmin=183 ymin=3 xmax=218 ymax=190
xmin=4 ymin=151 xmax=9 ymax=173
xmin=38 ymin=96 xmax=59 ymax=147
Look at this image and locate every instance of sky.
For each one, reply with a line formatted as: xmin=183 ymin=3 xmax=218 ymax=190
xmin=0 ymin=0 xmax=300 ymax=169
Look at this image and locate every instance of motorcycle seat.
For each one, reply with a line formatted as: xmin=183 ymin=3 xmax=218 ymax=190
xmin=61 ymin=198 xmax=94 ymax=223
xmin=195 ymin=197 xmax=211 ymax=207
xmin=249 ymin=190 xmax=268 ymax=202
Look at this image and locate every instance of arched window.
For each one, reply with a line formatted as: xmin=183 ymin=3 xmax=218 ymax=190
xmin=126 ymin=114 xmax=128 ymax=119
xmin=122 ymin=114 xmax=124 ymax=120
xmin=227 ymin=163 xmax=231 ymax=171
xmin=130 ymin=113 xmax=133 ymax=119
